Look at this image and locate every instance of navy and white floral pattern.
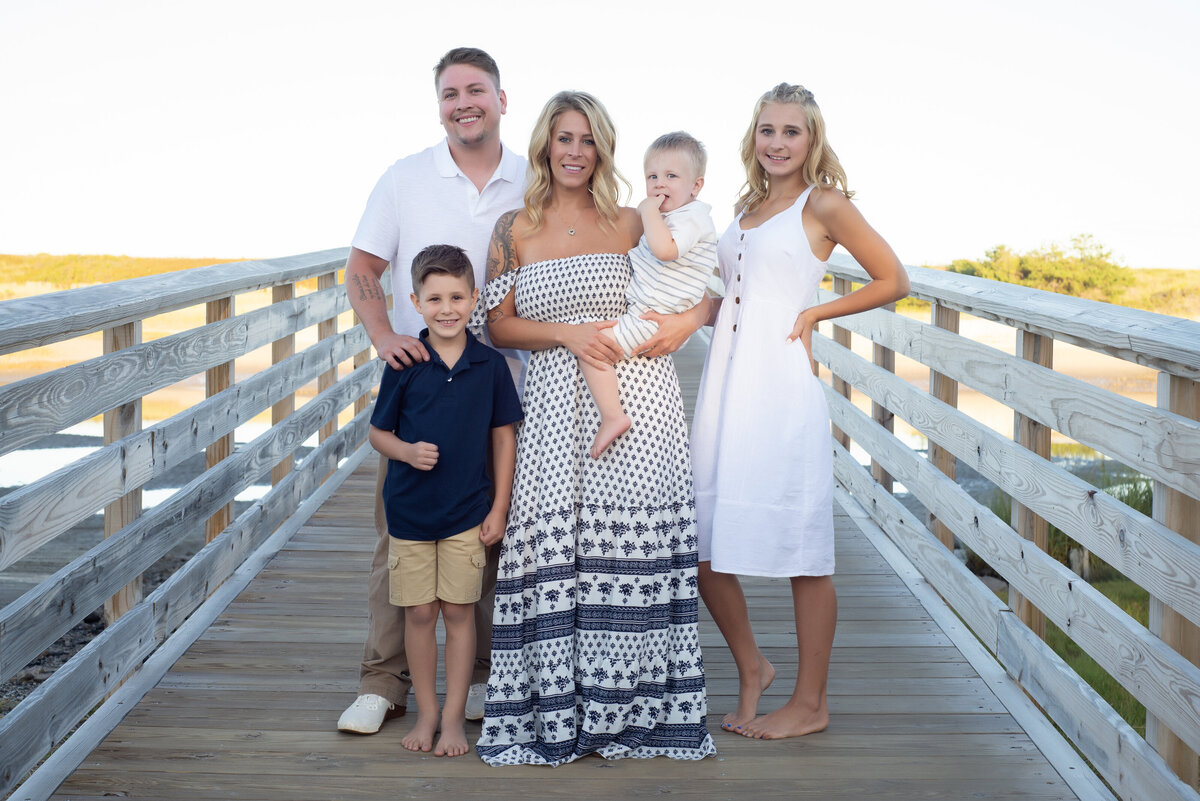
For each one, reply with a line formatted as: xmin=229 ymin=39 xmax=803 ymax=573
xmin=477 ymin=253 xmax=715 ymax=766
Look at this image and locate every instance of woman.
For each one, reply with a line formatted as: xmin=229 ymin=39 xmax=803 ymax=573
xmin=691 ymin=83 xmax=909 ymax=739
xmin=476 ymin=90 xmax=716 ymax=766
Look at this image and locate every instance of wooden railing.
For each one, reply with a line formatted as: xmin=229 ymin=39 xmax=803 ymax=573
xmin=2 ymin=251 xmax=1198 ymax=799
xmin=0 ymin=249 xmax=380 ymax=794
xmin=820 ymin=254 xmax=1200 ymax=801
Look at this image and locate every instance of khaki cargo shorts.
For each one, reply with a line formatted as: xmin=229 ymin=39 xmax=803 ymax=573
xmin=387 ymin=525 xmax=486 ymax=607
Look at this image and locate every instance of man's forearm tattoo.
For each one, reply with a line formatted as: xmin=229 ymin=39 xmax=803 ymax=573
xmin=352 ymin=273 xmax=385 ymax=302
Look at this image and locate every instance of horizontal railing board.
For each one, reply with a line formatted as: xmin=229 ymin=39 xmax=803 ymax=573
xmin=0 ymin=601 xmax=157 ymax=793
xmin=833 ymin=435 xmax=1198 ymax=801
xmin=152 ymin=411 xmax=370 ymax=641
xmin=815 ymin=332 xmax=1200 ymax=631
xmin=0 ymin=416 xmax=370 ymax=798
xmin=996 ymin=613 xmax=1200 ymax=801
xmin=830 ymin=440 xmax=1005 ymax=650
xmin=814 ymin=290 xmax=1200 ymax=501
xmin=827 ymin=255 xmax=1200 ymax=380
xmin=823 ymin=375 xmax=1200 ymax=756
xmin=0 ymin=362 xmax=378 ymax=682
xmin=0 ymin=283 xmax=350 ymax=457
xmin=0 ymin=249 xmax=349 ymax=356
xmin=0 ymin=326 xmax=375 ymax=571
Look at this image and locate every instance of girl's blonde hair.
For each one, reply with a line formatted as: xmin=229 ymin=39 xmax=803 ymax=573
xmin=524 ymin=90 xmax=629 ymax=231
xmin=735 ymin=83 xmax=853 ymax=214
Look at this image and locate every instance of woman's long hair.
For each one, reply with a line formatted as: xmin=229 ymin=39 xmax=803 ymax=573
xmin=735 ymin=83 xmax=853 ymax=215
xmin=524 ymin=90 xmax=629 ymax=231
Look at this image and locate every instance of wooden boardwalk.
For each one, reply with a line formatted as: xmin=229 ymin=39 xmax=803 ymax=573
xmin=42 ymin=341 xmax=1094 ymax=800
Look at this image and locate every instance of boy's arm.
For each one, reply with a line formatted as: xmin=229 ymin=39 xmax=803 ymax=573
xmin=480 ymin=424 xmax=517 ymax=546
xmin=368 ymin=425 xmax=439 ymax=471
xmin=637 ymin=196 xmax=679 ymax=262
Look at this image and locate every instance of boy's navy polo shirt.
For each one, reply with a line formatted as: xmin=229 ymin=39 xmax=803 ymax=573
xmin=370 ymin=330 xmax=523 ymax=541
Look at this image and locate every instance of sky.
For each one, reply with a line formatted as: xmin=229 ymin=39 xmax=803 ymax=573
xmin=2 ymin=0 xmax=1198 ymax=270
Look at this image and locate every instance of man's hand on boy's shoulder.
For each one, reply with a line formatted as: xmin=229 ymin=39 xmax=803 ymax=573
xmin=378 ymin=332 xmax=430 ymax=370
xmin=400 ymin=441 xmax=439 ymax=471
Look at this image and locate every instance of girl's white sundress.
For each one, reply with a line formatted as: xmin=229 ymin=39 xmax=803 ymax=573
xmin=476 ymin=252 xmax=716 ymax=766
xmin=690 ymin=185 xmax=836 ymax=577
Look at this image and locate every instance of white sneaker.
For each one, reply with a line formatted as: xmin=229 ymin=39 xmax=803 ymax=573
xmin=465 ymin=683 xmax=486 ymax=721
xmin=337 ymin=693 xmax=395 ymax=734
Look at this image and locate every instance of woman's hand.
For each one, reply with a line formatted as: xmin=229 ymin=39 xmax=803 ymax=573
xmin=637 ymin=298 xmax=708 ymax=357
xmin=561 ymin=320 xmax=623 ymax=369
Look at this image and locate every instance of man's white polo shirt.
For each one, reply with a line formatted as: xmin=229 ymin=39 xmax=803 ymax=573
xmin=352 ymin=139 xmax=528 ymax=387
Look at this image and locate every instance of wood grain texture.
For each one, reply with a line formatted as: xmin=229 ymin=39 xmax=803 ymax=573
xmin=823 ymin=376 xmax=1200 ymax=756
xmin=814 ymin=332 xmax=1200 ymax=632
xmin=0 ymin=327 xmax=375 ymax=572
xmin=927 ymin=302 xmax=959 ymax=550
xmin=0 ymin=249 xmax=349 ymax=355
xmin=0 ymin=362 xmax=378 ymax=682
xmin=38 ymin=458 xmax=1087 ymax=801
xmin=0 ymin=283 xmax=350 ymax=456
xmin=813 ymin=287 xmax=1200 ymax=500
xmin=827 ymin=254 xmax=1200 ymax=378
xmin=102 ymin=321 xmax=144 ymax=623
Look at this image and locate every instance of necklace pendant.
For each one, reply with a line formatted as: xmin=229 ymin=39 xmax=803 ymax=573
xmin=568 ymin=227 xmax=576 ymax=236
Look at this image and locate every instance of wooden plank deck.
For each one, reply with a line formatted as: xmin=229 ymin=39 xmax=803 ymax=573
xmin=44 ymin=341 xmax=1089 ymax=801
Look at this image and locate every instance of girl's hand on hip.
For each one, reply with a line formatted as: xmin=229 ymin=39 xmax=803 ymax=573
xmin=787 ymin=309 xmax=819 ymax=363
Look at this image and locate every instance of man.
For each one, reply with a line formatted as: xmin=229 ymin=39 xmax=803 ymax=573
xmin=338 ymin=46 xmax=527 ymax=734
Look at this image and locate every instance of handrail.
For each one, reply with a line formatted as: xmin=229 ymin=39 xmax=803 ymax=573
xmin=822 ymin=253 xmax=1200 ymax=800
xmin=0 ymin=249 xmax=377 ymax=795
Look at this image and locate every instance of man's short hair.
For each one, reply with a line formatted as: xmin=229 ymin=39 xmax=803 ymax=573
xmin=411 ymin=244 xmax=475 ymax=293
xmin=434 ymin=47 xmax=501 ymax=91
xmin=646 ymin=131 xmax=707 ymax=177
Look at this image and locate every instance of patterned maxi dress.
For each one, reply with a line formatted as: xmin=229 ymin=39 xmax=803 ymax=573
xmin=475 ymin=252 xmax=716 ymax=766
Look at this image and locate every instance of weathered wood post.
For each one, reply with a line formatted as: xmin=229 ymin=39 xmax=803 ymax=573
xmin=927 ymin=302 xmax=960 ymax=550
xmin=205 ymin=296 xmax=234 ymax=542
xmin=829 ymin=277 xmax=853 ymax=449
xmin=1009 ymin=330 xmax=1052 ymax=639
xmin=317 ymin=271 xmax=339 ymax=443
xmin=1148 ymin=373 xmax=1200 ymax=787
xmin=271 ymin=283 xmax=296 ymax=486
xmin=102 ymin=321 xmax=143 ymax=623
xmin=871 ymin=302 xmax=896 ymax=492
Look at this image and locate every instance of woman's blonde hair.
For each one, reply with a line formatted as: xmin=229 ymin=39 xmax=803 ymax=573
xmin=735 ymin=83 xmax=853 ymax=214
xmin=524 ymin=90 xmax=629 ymax=231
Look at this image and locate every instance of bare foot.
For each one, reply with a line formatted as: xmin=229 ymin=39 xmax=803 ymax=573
xmin=590 ymin=414 xmax=631 ymax=459
xmin=401 ymin=710 xmax=440 ymax=752
xmin=434 ymin=718 xmax=469 ymax=757
xmin=721 ymin=655 xmax=775 ymax=733
xmin=741 ymin=699 xmax=828 ymax=739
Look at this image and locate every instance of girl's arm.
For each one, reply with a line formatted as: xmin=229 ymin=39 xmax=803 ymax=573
xmin=480 ymin=423 xmax=517 ymax=546
xmin=484 ymin=211 xmax=624 ymax=368
xmin=788 ymin=190 xmax=910 ymax=350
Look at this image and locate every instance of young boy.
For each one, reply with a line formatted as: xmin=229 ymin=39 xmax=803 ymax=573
xmin=579 ymin=131 xmax=718 ymax=458
xmin=368 ymin=244 xmax=522 ymax=757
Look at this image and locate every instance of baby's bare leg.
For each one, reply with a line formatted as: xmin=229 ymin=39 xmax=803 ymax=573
xmin=579 ymin=328 xmax=631 ymax=459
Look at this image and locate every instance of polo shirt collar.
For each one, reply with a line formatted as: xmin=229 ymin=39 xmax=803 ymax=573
xmin=433 ymin=138 xmax=521 ymax=186
xmin=417 ymin=329 xmax=491 ymax=376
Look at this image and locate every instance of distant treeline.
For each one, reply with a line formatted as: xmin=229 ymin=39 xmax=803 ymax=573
xmin=920 ymin=234 xmax=1199 ymax=318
